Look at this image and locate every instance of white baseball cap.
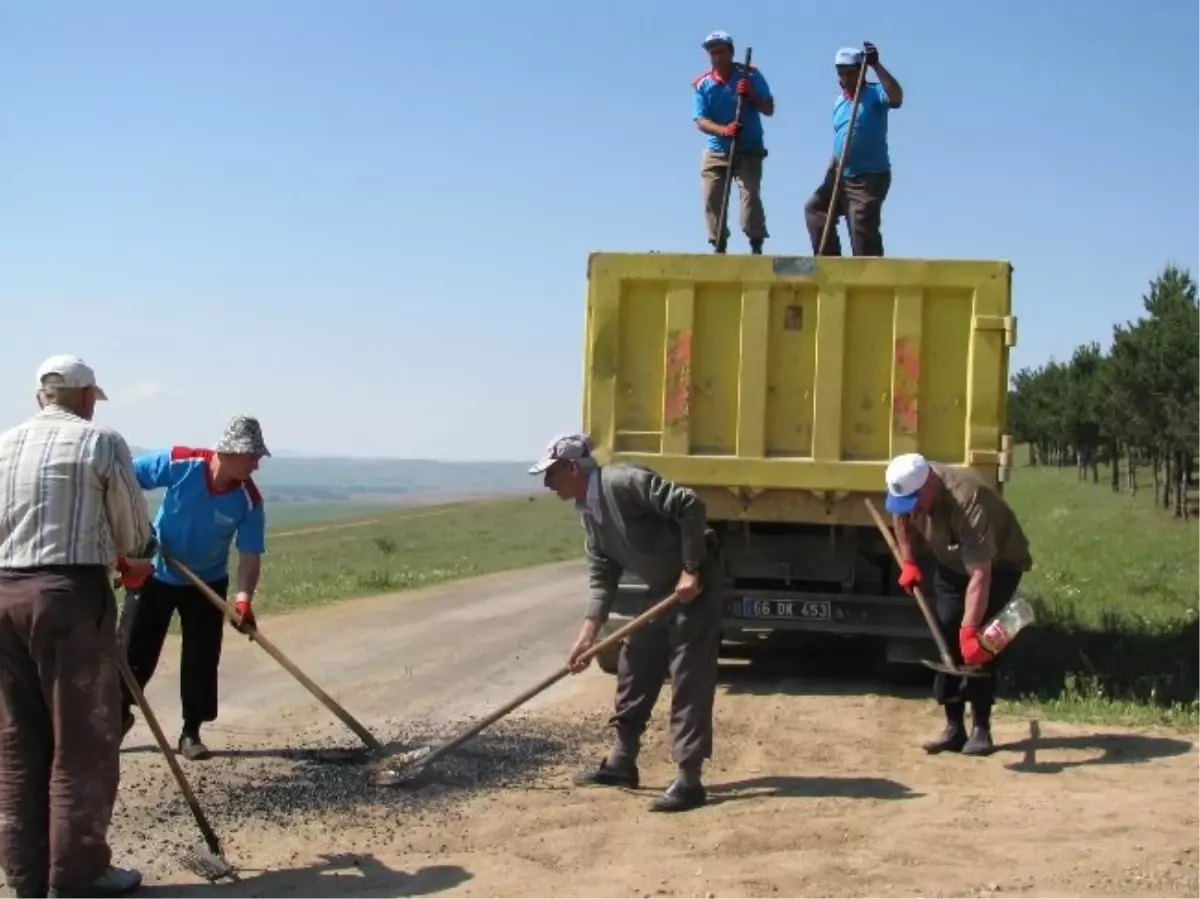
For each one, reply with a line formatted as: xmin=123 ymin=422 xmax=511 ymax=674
xmin=702 ymin=31 xmax=734 ymax=49
xmin=835 ymin=47 xmax=863 ymax=67
xmin=884 ymin=452 xmax=930 ymax=514
xmin=35 ymin=354 xmax=108 ymax=400
xmin=529 ymin=432 xmax=594 ymax=474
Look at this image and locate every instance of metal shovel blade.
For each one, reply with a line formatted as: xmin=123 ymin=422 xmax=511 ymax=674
xmin=921 ymin=658 xmax=988 ymax=678
xmin=370 ymin=746 xmax=433 ymax=788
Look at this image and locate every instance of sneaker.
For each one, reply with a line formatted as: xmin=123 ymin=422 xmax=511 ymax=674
xmin=178 ymin=733 xmax=211 ymax=761
xmin=962 ymin=725 xmax=995 ymax=756
xmin=49 ymin=864 xmax=142 ymax=898
xmin=573 ymin=757 xmax=639 ymax=789
xmin=649 ymin=780 xmax=707 ymax=813
xmin=922 ymin=722 xmax=968 ymax=754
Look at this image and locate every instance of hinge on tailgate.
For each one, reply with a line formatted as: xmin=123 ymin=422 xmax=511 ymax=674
xmin=973 ymin=314 xmax=1018 ymax=348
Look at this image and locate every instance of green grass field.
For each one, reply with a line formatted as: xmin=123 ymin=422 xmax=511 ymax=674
xmin=199 ymin=464 xmax=1196 ymax=729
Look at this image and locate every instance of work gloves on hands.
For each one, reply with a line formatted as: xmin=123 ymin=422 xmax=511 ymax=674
xmin=719 ymin=120 xmax=742 ymax=139
xmin=863 ymin=42 xmax=879 ymax=66
xmin=959 ymin=625 xmax=994 ymax=667
xmin=231 ymin=595 xmax=257 ymax=635
xmin=897 ymin=560 xmax=923 ymax=594
xmin=736 ymin=76 xmax=756 ymax=99
xmin=115 ymin=555 xmax=153 ymax=591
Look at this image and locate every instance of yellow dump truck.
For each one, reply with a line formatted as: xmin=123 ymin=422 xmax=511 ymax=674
xmin=583 ymin=252 xmax=1017 ymax=673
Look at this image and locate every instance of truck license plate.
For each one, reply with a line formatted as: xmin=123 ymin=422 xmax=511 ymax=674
xmin=740 ymin=598 xmax=831 ymax=620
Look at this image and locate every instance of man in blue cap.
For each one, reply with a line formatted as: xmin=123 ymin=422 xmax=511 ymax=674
xmin=692 ymin=30 xmax=774 ymax=254
xmin=883 ymin=452 xmax=1033 ymax=756
xmin=805 ymin=42 xmax=903 ymax=257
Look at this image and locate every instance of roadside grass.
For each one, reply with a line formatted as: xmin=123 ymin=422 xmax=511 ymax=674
xmin=993 ymin=463 xmax=1198 ymax=730
xmin=249 ymin=494 xmax=581 ymax=614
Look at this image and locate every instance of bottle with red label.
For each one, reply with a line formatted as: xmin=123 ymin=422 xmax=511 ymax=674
xmin=977 ymin=596 xmax=1036 ymax=656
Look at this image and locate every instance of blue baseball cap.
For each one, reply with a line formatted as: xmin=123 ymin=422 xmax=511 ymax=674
xmin=702 ymin=31 xmax=734 ymax=49
xmin=884 ymin=452 xmax=931 ymax=515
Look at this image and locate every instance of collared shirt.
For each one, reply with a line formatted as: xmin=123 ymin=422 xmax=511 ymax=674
xmin=576 ymin=468 xmax=603 ymax=523
xmin=692 ymin=64 xmax=773 ymax=154
xmin=910 ymin=463 xmax=1033 ymax=574
xmin=833 ymin=81 xmax=892 ymax=178
xmin=0 ymin=406 xmax=152 ymax=568
xmin=134 ymin=446 xmax=266 ymax=585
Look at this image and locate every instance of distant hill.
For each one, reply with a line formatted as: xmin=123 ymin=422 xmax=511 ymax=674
xmin=129 ymin=448 xmax=535 ymax=505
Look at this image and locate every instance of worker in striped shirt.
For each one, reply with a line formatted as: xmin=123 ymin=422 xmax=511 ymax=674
xmin=0 ymin=355 xmax=155 ymax=899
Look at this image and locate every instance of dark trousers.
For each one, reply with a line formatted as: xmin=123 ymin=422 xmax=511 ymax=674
xmin=804 ymin=166 xmax=892 ymax=257
xmin=609 ymin=567 xmax=722 ymax=771
xmin=119 ymin=575 xmax=227 ymax=732
xmin=931 ymin=564 xmax=1024 ymax=712
xmin=0 ymin=566 xmax=122 ymax=897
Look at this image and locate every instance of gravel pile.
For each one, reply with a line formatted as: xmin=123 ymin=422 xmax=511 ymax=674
xmin=109 ymin=712 xmax=601 ymax=883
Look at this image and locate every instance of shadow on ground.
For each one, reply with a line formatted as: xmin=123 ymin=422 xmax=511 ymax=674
xmin=708 ymin=774 xmax=922 ymax=805
xmin=139 ymin=853 xmax=469 ymax=898
xmin=1002 ymin=718 xmax=1195 ymax=774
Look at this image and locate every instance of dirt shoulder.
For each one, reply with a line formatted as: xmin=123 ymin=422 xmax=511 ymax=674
xmin=121 ymin=672 xmax=1196 ymax=899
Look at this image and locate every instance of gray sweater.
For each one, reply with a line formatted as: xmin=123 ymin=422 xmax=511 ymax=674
xmin=582 ymin=463 xmax=709 ymax=622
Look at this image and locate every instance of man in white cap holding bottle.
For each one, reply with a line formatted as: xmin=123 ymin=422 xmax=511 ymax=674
xmin=883 ymin=452 xmax=1033 ymax=756
xmin=118 ymin=414 xmax=270 ymax=762
xmin=804 ymin=42 xmax=903 ymax=256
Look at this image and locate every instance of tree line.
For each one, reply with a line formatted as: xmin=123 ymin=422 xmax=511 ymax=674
xmin=1007 ymin=264 xmax=1199 ymax=519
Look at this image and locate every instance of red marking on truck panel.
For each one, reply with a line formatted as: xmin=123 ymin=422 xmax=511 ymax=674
xmin=892 ymin=338 xmax=920 ymax=434
xmin=664 ymin=329 xmax=693 ymax=427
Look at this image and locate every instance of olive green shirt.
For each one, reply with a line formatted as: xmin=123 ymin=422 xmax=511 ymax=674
xmin=910 ymin=464 xmax=1033 ymax=574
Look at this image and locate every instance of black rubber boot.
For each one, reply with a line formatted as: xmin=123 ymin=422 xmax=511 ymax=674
xmin=178 ymin=731 xmax=211 ymax=761
xmin=750 ymin=239 xmax=764 ymax=255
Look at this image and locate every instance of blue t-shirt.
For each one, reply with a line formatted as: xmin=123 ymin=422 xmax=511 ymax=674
xmin=134 ymin=447 xmax=267 ymax=586
xmin=692 ymin=64 xmax=772 ymax=154
xmin=833 ymin=81 xmax=893 ymax=178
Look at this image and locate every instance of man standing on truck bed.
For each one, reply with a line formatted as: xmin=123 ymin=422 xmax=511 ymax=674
xmin=693 ymin=30 xmax=774 ymax=255
xmin=804 ymin=42 xmax=903 ymax=257
xmin=531 ymin=433 xmax=721 ymax=812
xmin=883 ymin=452 xmax=1033 ymax=756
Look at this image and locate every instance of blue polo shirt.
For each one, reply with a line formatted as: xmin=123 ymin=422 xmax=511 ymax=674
xmin=692 ymin=64 xmax=772 ymax=154
xmin=134 ymin=447 xmax=266 ymax=586
xmin=833 ymin=81 xmax=893 ymax=178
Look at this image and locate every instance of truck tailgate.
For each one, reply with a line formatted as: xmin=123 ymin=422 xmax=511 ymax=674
xmin=582 ymin=253 xmax=1015 ymax=520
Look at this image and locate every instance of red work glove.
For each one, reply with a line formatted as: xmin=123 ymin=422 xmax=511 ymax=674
xmin=234 ymin=596 xmax=256 ymax=632
xmin=115 ymin=555 xmax=152 ymax=591
xmin=719 ymin=120 xmax=742 ymax=138
xmin=736 ymin=76 xmax=756 ymax=99
xmin=898 ymin=560 xmax=923 ymax=594
xmin=959 ymin=626 xmax=994 ymax=667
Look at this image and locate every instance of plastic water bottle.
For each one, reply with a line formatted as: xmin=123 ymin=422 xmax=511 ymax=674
xmin=978 ymin=596 xmax=1036 ymax=656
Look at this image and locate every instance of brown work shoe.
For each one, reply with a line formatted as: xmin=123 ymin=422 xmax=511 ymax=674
xmin=178 ymin=733 xmax=211 ymax=761
xmin=573 ymin=758 xmax=639 ymax=789
xmin=961 ymin=726 xmax=995 ymax=756
xmin=49 ymin=864 xmax=142 ymax=898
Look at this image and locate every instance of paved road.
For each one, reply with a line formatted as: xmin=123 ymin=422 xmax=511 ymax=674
xmin=134 ymin=561 xmax=593 ymax=749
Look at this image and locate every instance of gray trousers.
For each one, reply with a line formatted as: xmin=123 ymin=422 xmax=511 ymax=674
xmin=701 ymin=147 xmax=768 ymax=245
xmin=804 ymin=165 xmax=892 ymax=256
xmin=608 ymin=565 xmax=722 ymax=770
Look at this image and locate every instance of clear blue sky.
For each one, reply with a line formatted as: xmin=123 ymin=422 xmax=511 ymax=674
xmin=2 ymin=1 xmax=1196 ymax=460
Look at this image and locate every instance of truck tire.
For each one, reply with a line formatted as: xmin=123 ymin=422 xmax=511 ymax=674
xmin=595 ymin=642 xmax=621 ymax=675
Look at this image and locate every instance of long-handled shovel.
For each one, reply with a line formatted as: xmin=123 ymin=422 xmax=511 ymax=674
xmin=713 ymin=46 xmax=753 ymax=254
xmin=816 ymin=48 xmax=869 ymax=256
xmin=863 ymin=499 xmax=985 ymax=678
xmin=372 ymin=589 xmax=687 ymax=787
xmin=115 ymin=653 xmax=237 ymax=883
xmin=163 ymin=553 xmax=385 ymax=755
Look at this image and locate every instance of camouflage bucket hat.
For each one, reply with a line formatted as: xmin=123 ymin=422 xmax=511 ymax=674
xmin=215 ymin=415 xmax=271 ymax=457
